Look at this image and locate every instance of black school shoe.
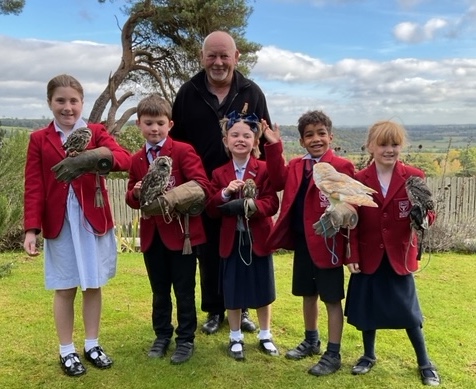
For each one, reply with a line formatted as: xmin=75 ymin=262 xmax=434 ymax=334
xmin=170 ymin=342 xmax=194 ymax=365
xmin=60 ymin=352 xmax=86 ymax=377
xmin=240 ymin=311 xmax=257 ymax=333
xmin=228 ymin=340 xmax=245 ymax=361
xmin=307 ymin=351 xmax=341 ymax=376
xmin=84 ymin=346 xmax=113 ymax=369
xmin=202 ymin=314 xmax=224 ymax=335
xmin=419 ymin=363 xmax=441 ymax=386
xmin=148 ymin=338 xmax=171 ymax=358
xmin=285 ymin=340 xmax=321 ymax=360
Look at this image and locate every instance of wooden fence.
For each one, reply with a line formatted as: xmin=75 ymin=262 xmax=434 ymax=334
xmin=107 ymin=176 xmax=476 ymax=232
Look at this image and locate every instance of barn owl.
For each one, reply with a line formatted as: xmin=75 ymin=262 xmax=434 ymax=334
xmin=140 ymin=156 xmax=173 ymax=209
xmin=63 ymin=127 xmax=92 ymax=157
xmin=313 ymin=162 xmax=378 ymax=210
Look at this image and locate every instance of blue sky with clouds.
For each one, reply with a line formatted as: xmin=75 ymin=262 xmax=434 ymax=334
xmin=1 ymin=0 xmax=475 ymax=126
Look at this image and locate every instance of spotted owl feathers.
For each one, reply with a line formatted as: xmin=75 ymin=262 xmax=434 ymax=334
xmin=242 ymin=178 xmax=257 ymax=199
xmin=63 ymin=127 xmax=92 ymax=157
xmin=140 ymin=156 xmax=173 ymax=208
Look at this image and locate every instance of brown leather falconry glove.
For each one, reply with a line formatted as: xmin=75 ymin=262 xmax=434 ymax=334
xmin=313 ymin=202 xmax=358 ymax=238
xmin=51 ymin=147 xmax=113 ymax=183
xmin=141 ymin=180 xmax=206 ymax=218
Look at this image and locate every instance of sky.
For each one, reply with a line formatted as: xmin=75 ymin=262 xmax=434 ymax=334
xmin=1 ymin=0 xmax=475 ymax=127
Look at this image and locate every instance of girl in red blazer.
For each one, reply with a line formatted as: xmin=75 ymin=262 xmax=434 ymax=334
xmin=345 ymin=120 xmax=440 ymax=386
xmin=23 ymin=74 xmax=131 ymax=377
xmin=206 ymin=112 xmax=279 ymax=361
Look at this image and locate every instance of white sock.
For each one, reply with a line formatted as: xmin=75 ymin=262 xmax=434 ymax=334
xmin=230 ymin=330 xmax=244 ymax=352
xmin=258 ymin=329 xmax=271 ymax=340
xmin=258 ymin=330 xmax=277 ymax=352
xmin=84 ymin=338 xmax=99 ymax=353
xmin=59 ymin=343 xmax=76 ymax=359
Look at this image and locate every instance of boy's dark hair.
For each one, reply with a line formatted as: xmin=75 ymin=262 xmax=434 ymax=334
xmin=137 ymin=94 xmax=172 ymax=119
xmin=297 ymin=110 xmax=332 ymax=138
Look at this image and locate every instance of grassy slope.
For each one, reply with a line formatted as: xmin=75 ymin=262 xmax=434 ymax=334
xmin=0 ymin=251 xmax=475 ymax=389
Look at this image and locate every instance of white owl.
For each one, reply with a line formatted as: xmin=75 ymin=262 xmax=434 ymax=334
xmin=140 ymin=156 xmax=173 ymax=208
xmin=313 ymin=162 xmax=378 ymax=210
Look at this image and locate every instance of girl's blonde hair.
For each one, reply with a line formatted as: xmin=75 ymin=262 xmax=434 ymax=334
xmin=219 ymin=116 xmax=262 ymax=158
xmin=366 ymin=120 xmax=407 ymax=152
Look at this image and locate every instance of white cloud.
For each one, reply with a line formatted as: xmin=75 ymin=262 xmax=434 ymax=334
xmin=252 ymin=46 xmax=476 ymax=125
xmin=393 ymin=18 xmax=448 ymax=43
xmin=1 ymin=35 xmax=476 ymax=127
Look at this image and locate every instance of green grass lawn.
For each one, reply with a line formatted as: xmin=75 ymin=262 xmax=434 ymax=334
xmin=1 ymin=251 xmax=475 ymax=388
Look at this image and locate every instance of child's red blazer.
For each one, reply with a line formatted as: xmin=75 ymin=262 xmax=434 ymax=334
xmin=24 ymin=122 xmax=131 ymax=238
xmin=264 ymin=141 xmax=357 ymax=269
xmin=126 ymin=137 xmax=209 ymax=252
xmin=206 ymin=157 xmax=279 ymax=258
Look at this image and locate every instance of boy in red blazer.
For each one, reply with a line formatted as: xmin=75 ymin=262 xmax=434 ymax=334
xmin=206 ymin=111 xmax=279 ymax=361
xmin=125 ymin=94 xmax=209 ymax=365
xmin=264 ymin=110 xmax=356 ymax=377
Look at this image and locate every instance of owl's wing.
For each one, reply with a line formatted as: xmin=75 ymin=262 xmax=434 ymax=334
xmin=318 ymin=177 xmax=378 ymax=207
xmin=405 ymin=176 xmax=434 ymax=211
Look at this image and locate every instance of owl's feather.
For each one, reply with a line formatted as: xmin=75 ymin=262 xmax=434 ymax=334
xmin=405 ymin=176 xmax=434 ymax=230
xmin=140 ymin=156 xmax=173 ymax=208
xmin=63 ymin=127 xmax=92 ymax=157
xmin=313 ymin=162 xmax=378 ymax=209
xmin=242 ymin=178 xmax=257 ymax=199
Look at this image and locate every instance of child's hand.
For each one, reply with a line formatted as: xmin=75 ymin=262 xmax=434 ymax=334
xmin=262 ymin=120 xmax=280 ymax=144
xmin=23 ymin=230 xmax=40 ymax=257
xmin=224 ymin=179 xmax=245 ymax=197
xmin=346 ymin=263 xmax=361 ymax=274
xmin=133 ymin=181 xmax=142 ymax=200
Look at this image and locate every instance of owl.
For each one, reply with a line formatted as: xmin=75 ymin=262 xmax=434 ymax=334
xmin=242 ymin=178 xmax=257 ymax=199
xmin=405 ymin=176 xmax=434 ymax=230
xmin=313 ymin=162 xmax=378 ymax=210
xmin=63 ymin=127 xmax=92 ymax=157
xmin=140 ymin=156 xmax=173 ymax=208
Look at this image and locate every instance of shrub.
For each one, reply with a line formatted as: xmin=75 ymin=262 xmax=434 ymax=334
xmin=0 ymin=129 xmax=29 ymax=250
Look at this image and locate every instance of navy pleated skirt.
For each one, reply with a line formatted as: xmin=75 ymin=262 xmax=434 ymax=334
xmin=345 ymin=254 xmax=423 ymax=331
xmin=221 ymin=232 xmax=276 ymax=310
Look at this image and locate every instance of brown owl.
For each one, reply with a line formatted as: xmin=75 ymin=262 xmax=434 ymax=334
xmin=62 ymin=127 xmax=92 ymax=157
xmin=405 ymin=176 xmax=434 ymax=230
xmin=140 ymin=156 xmax=173 ymax=208
xmin=242 ymin=178 xmax=257 ymax=199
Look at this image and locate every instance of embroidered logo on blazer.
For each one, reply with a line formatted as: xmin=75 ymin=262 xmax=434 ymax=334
xmin=398 ymin=200 xmax=410 ymax=218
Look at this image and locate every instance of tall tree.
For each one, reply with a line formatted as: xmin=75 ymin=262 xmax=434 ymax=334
xmin=89 ymin=0 xmax=260 ymax=134
xmin=0 ymin=0 xmax=24 ymax=15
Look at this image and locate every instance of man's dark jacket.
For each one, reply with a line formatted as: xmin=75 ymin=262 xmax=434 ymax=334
xmin=171 ymin=69 xmax=271 ymax=178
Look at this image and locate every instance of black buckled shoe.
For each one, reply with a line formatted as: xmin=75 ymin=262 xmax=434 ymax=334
xmin=285 ymin=340 xmax=321 ymax=360
xmin=351 ymin=355 xmax=376 ymax=375
xmin=259 ymin=339 xmax=279 ymax=357
xmin=60 ymin=352 xmax=86 ymax=377
xmin=228 ymin=340 xmax=245 ymax=361
xmin=419 ymin=363 xmax=441 ymax=386
xmin=202 ymin=314 xmax=224 ymax=335
xmin=84 ymin=346 xmax=113 ymax=369
xmin=170 ymin=342 xmax=194 ymax=365
xmin=308 ymin=351 xmax=341 ymax=376
xmin=240 ymin=310 xmax=257 ymax=333
xmin=148 ymin=338 xmax=170 ymax=358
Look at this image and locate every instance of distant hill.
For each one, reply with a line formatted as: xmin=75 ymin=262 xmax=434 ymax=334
xmin=279 ymin=123 xmax=475 ymax=155
xmin=1 ymin=118 xmax=474 ymax=153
